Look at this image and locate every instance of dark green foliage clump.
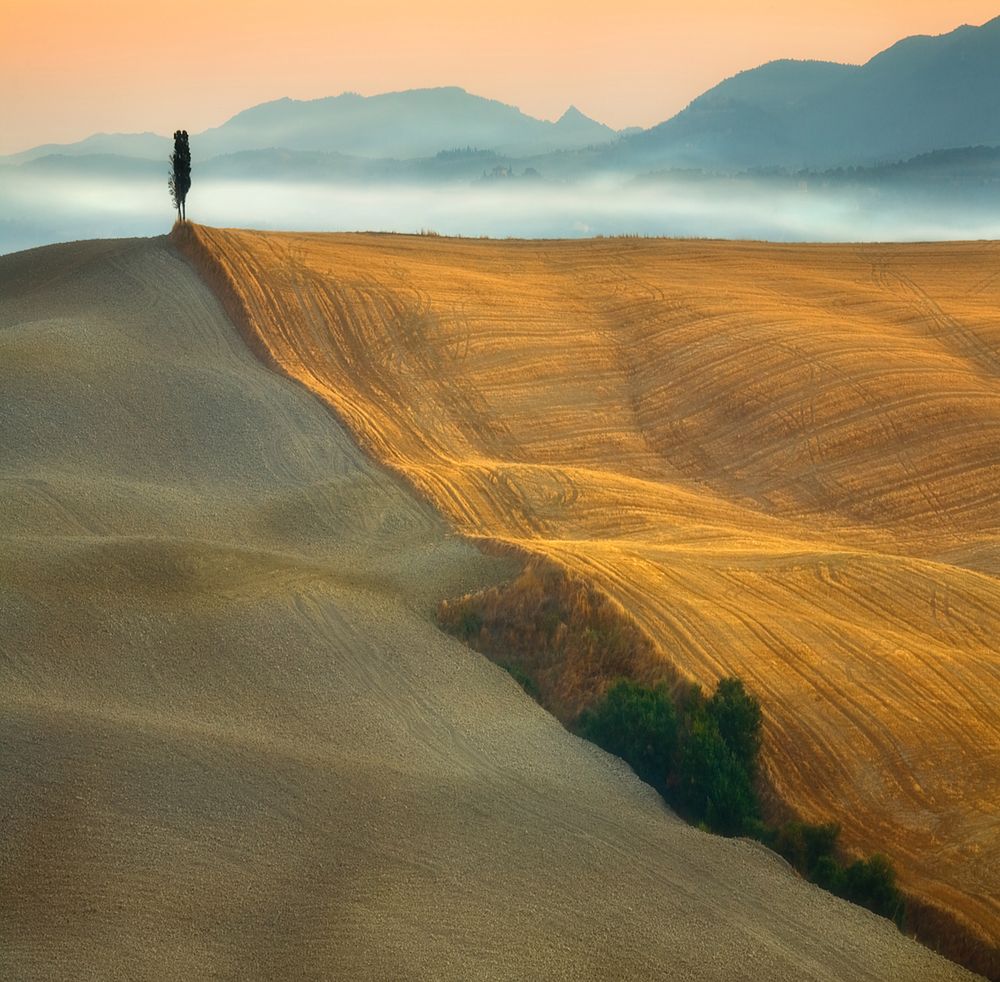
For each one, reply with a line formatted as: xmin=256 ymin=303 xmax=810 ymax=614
xmin=707 ymin=676 xmax=762 ymax=775
xmin=578 ymin=675 xmax=906 ymax=927
xmin=771 ymin=821 xmax=905 ymax=926
xmin=579 ymin=680 xmax=677 ymax=790
xmin=673 ymin=678 xmax=761 ymax=836
xmin=675 ymin=703 xmax=760 ymax=836
xmin=772 ymin=820 xmax=841 ymax=876
xmin=499 ymin=661 xmax=540 ymax=701
xmin=579 ymin=676 xmax=760 ymax=836
xmin=835 ymin=854 xmax=905 ymax=925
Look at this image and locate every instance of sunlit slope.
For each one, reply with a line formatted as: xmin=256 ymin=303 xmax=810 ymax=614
xmin=5 ymin=238 xmax=978 ymax=980
xmin=191 ymin=226 xmax=1000 ymax=956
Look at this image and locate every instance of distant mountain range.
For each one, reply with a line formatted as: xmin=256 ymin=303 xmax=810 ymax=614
xmin=4 ymin=16 xmax=999 ymax=179
xmin=4 ymin=88 xmax=617 ymax=167
xmin=195 ymin=88 xmax=617 ymax=159
xmin=4 ymin=15 xmax=1000 ymax=184
xmin=623 ymin=14 xmax=1000 ymax=171
xmin=5 ymin=131 xmax=172 ymax=165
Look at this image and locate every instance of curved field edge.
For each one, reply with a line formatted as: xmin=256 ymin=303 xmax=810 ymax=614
xmin=169 ymin=222 xmax=1000 ymax=978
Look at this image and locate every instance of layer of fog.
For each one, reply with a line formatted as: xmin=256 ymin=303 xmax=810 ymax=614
xmin=3 ymin=169 xmax=999 ymax=255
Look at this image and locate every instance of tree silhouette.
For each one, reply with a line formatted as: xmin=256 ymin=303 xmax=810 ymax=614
xmin=168 ymin=130 xmax=191 ymax=223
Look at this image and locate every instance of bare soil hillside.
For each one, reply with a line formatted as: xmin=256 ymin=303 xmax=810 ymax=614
xmin=1 ymin=237 xmax=977 ymax=979
xmin=181 ymin=225 xmax=999 ymax=973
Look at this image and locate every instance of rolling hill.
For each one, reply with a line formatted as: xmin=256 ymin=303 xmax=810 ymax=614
xmin=3 ymin=131 xmax=172 ymax=164
xmin=177 ymin=225 xmax=1000 ymax=977
xmin=3 ymin=236 xmax=982 ymax=979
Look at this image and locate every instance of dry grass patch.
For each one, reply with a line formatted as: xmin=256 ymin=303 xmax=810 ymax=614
xmin=438 ymin=558 xmax=680 ymax=721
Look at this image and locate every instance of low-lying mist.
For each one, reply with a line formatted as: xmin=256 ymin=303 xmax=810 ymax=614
xmin=3 ymin=168 xmax=999 ymax=254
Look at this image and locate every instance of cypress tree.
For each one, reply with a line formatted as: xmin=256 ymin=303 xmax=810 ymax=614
xmin=168 ymin=130 xmax=192 ymax=222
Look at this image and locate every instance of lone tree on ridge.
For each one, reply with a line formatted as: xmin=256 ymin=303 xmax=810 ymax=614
xmin=168 ymin=130 xmax=191 ymax=223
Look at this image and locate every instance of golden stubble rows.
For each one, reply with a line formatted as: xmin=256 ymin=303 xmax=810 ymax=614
xmin=188 ymin=225 xmax=1000 ymax=953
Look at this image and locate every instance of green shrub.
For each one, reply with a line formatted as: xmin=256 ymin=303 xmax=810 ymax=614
xmin=578 ymin=679 xmax=677 ymax=791
xmin=670 ymin=678 xmax=762 ymax=836
xmin=500 ymin=661 xmax=540 ymax=701
xmin=675 ymin=707 xmax=759 ymax=836
xmin=578 ymin=676 xmax=761 ymax=836
xmin=575 ymin=674 xmax=905 ymax=926
xmin=772 ymin=820 xmax=840 ymax=876
xmin=836 ymin=854 xmax=906 ymax=926
xmin=772 ymin=821 xmax=904 ymax=926
xmin=706 ymin=677 xmax=762 ymax=776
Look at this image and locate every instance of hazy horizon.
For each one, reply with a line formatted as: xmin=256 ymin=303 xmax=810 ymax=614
xmin=4 ymin=3 xmax=999 ymax=252
xmin=3 ymin=169 xmax=998 ymax=257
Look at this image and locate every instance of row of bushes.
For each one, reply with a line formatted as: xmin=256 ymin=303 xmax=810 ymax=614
xmin=771 ymin=821 xmax=905 ymax=925
xmin=438 ymin=564 xmax=906 ymax=928
xmin=579 ymin=677 xmax=906 ymax=926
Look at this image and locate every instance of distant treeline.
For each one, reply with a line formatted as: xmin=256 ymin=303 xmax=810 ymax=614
xmin=635 ymin=145 xmax=1000 ymax=190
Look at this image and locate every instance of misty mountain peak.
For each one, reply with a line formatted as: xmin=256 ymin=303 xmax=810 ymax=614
xmin=555 ymin=105 xmax=615 ymax=139
xmin=557 ymin=106 xmax=587 ymax=123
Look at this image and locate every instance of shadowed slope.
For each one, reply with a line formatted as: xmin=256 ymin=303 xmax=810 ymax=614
xmin=2 ymin=237 xmax=978 ymax=979
xmin=183 ymin=225 xmax=1000 ymax=972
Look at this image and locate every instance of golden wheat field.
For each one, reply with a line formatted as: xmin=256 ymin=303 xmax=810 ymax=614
xmin=181 ymin=225 xmax=1000 ymax=965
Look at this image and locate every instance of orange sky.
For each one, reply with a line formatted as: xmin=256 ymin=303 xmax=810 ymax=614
xmin=3 ymin=0 xmax=998 ymax=154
